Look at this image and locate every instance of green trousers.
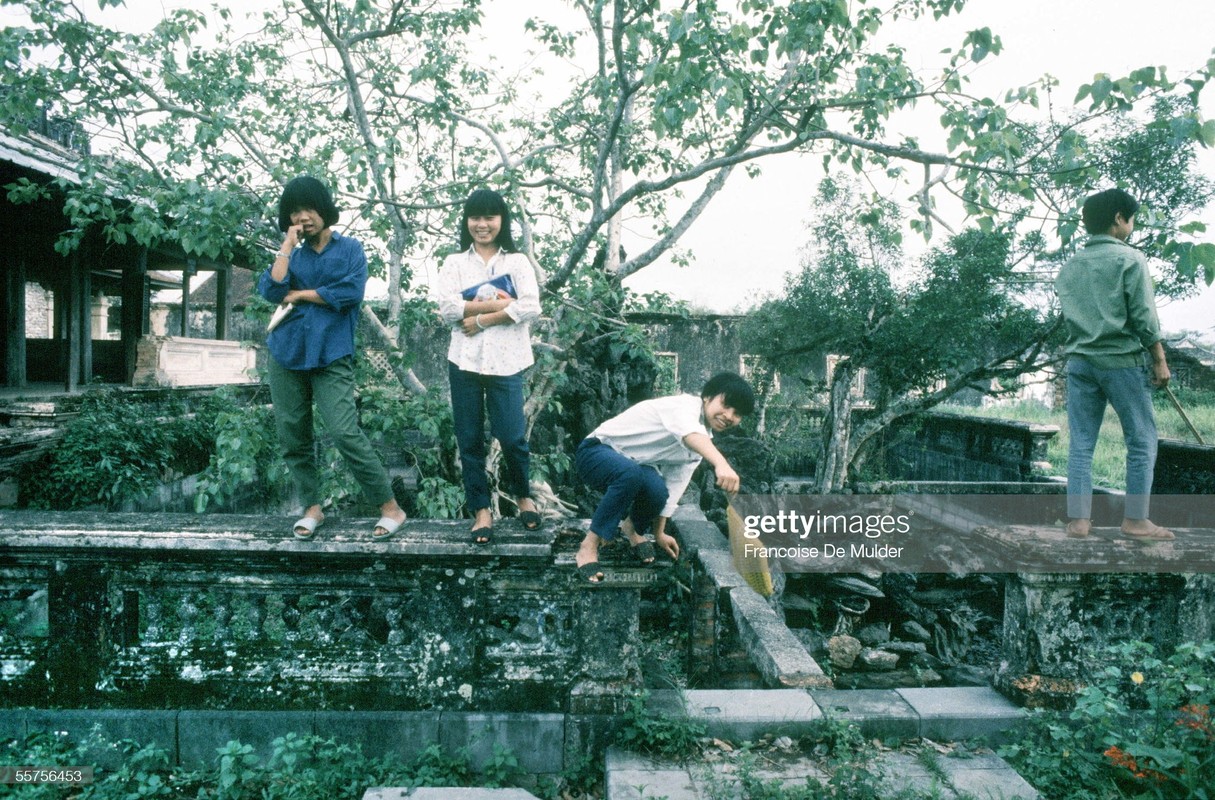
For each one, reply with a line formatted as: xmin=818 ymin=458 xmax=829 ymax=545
xmin=267 ymin=355 xmax=393 ymax=509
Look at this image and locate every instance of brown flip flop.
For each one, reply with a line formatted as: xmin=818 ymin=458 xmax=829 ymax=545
xmin=1121 ymin=525 xmax=1175 ymax=542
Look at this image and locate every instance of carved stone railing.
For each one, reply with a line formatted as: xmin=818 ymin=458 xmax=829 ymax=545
xmin=132 ymin=336 xmax=257 ymax=387
xmin=0 ymin=512 xmax=651 ymax=714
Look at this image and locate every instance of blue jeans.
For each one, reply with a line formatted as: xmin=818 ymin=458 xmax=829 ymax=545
xmin=448 ymin=363 xmax=530 ymax=512
xmin=576 ymin=438 xmax=668 ymax=541
xmin=1066 ymin=357 xmax=1157 ymax=520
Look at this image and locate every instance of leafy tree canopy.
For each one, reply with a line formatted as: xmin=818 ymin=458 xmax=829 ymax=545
xmin=4 ymin=0 xmax=1213 ymax=301
xmin=744 ymin=177 xmax=1059 ymax=490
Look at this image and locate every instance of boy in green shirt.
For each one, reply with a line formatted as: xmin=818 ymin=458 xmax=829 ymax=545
xmin=1055 ymin=188 xmax=1172 ymax=541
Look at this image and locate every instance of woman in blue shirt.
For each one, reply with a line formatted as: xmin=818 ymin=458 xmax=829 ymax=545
xmin=257 ymin=176 xmax=407 ymax=541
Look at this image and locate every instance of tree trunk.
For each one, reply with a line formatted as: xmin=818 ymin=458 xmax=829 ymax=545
xmin=814 ymin=359 xmax=855 ymax=494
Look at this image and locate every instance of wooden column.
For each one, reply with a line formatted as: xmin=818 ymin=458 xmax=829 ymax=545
xmin=64 ymin=249 xmax=90 ymax=391
xmin=122 ymin=247 xmax=148 ymax=385
xmin=1 ymin=259 xmax=26 ymax=388
xmin=179 ymin=259 xmax=197 ymax=337
xmin=215 ymin=267 xmax=230 ymax=340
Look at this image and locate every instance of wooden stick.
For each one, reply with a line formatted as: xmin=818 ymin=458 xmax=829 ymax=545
xmin=1165 ymin=385 xmax=1206 ymax=445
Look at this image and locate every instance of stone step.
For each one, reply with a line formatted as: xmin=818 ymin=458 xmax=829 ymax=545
xmin=650 ymin=686 xmax=1026 ymax=744
xmin=604 ymin=746 xmax=1040 ymax=800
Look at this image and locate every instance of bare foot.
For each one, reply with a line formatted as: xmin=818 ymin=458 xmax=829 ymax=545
xmin=1120 ymin=519 xmax=1174 ymax=541
xmin=1065 ymin=519 xmax=1091 ymax=539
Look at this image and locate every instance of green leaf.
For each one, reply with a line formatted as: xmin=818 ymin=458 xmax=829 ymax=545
xmin=1200 ymin=119 xmax=1215 ymax=148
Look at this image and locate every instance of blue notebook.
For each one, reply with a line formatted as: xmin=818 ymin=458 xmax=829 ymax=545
xmin=461 ymin=273 xmax=517 ymax=301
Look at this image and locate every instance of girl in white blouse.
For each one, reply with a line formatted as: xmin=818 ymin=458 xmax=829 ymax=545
xmin=432 ymin=189 xmax=542 ymax=542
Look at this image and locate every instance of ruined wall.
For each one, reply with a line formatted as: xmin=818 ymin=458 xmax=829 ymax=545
xmin=881 ymin=412 xmax=1060 ymax=483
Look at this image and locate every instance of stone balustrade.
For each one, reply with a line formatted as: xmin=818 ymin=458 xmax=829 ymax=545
xmin=0 ymin=512 xmax=650 ymax=715
xmin=132 ymin=336 xmax=257 ymax=387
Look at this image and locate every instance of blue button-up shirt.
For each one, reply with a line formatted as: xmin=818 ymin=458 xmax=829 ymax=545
xmin=257 ymin=231 xmax=367 ymax=370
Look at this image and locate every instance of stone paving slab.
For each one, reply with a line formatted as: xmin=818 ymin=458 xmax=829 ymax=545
xmin=871 ymin=752 xmax=957 ymax=798
xmin=810 ymin=689 xmax=920 ymax=740
xmin=896 ymin=687 xmax=1026 ymax=742
xmin=606 ymin=748 xmax=698 ymax=800
xmin=934 ymin=752 xmax=1040 ymax=800
xmin=699 ymin=754 xmax=830 ymax=796
xmin=679 ymin=689 xmax=823 ymax=740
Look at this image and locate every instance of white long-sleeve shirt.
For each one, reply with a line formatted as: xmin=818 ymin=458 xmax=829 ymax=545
xmin=590 ymin=394 xmax=710 ymax=518
xmin=433 ymin=247 xmax=541 ymax=376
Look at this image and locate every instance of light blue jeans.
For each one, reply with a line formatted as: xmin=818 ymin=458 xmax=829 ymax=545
xmin=1066 ymin=357 xmax=1157 ymax=520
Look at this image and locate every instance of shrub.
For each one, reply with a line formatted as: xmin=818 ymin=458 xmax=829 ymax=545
xmin=1000 ymin=640 xmax=1215 ymax=799
xmin=20 ymin=389 xmax=219 ymax=510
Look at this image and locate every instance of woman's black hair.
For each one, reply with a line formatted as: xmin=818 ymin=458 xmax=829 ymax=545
xmin=700 ymin=372 xmax=755 ymax=416
xmin=278 ymin=176 xmax=340 ymax=232
xmin=459 ymin=188 xmax=517 ymax=251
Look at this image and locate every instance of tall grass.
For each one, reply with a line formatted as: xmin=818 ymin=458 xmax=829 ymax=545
xmin=947 ymin=387 xmax=1215 ymax=491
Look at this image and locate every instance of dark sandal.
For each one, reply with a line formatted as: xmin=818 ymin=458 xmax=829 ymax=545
xmin=630 ymin=540 xmax=657 ymax=564
xmin=471 ymin=525 xmax=493 ymax=545
xmin=519 ymin=509 xmax=542 ymax=531
xmin=576 ymin=562 xmax=604 ymax=583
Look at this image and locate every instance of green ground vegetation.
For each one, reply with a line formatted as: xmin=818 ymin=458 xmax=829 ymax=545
xmin=0 ymin=730 xmax=596 ymax=800
xmin=945 ymin=387 xmax=1215 ymax=491
xmin=1000 ymin=640 xmax=1215 ymax=800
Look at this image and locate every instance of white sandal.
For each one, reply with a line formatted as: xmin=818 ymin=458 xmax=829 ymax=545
xmin=372 ymin=515 xmax=406 ymax=541
xmin=293 ymin=516 xmax=322 ymax=540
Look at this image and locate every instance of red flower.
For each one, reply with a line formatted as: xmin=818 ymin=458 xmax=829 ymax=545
xmin=1103 ymin=745 xmax=1167 ymax=782
xmin=1176 ymin=704 xmax=1213 ymax=738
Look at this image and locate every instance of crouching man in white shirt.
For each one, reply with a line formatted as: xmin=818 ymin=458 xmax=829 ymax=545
xmin=573 ymin=372 xmax=755 ymax=582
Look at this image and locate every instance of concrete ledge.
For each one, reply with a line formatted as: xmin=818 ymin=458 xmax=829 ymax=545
xmin=728 ymin=587 xmax=831 ymax=688
xmin=675 ymin=505 xmax=833 ymax=689
xmin=809 ymin=689 xmax=919 ymax=741
xmin=694 ymin=549 xmax=749 ymax=592
xmin=314 ymin=710 xmax=440 ymax=762
xmin=896 ymin=687 xmax=1026 ymax=742
xmin=22 ymin=709 xmax=178 ymax=769
xmin=438 ymin=712 xmax=565 ymax=774
xmin=671 ymin=507 xmax=725 ymax=553
xmin=177 ymin=710 xmax=316 ymax=767
xmin=0 ymin=709 xmax=25 ymax=741
xmin=680 ymin=689 xmax=823 ymax=741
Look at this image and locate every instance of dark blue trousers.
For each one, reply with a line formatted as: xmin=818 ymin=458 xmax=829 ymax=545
xmin=448 ymin=363 xmax=531 ymax=512
xmin=575 ymin=438 xmax=668 ymax=541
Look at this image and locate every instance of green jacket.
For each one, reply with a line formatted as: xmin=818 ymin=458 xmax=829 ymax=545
xmin=1055 ymin=235 xmax=1162 ymax=369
